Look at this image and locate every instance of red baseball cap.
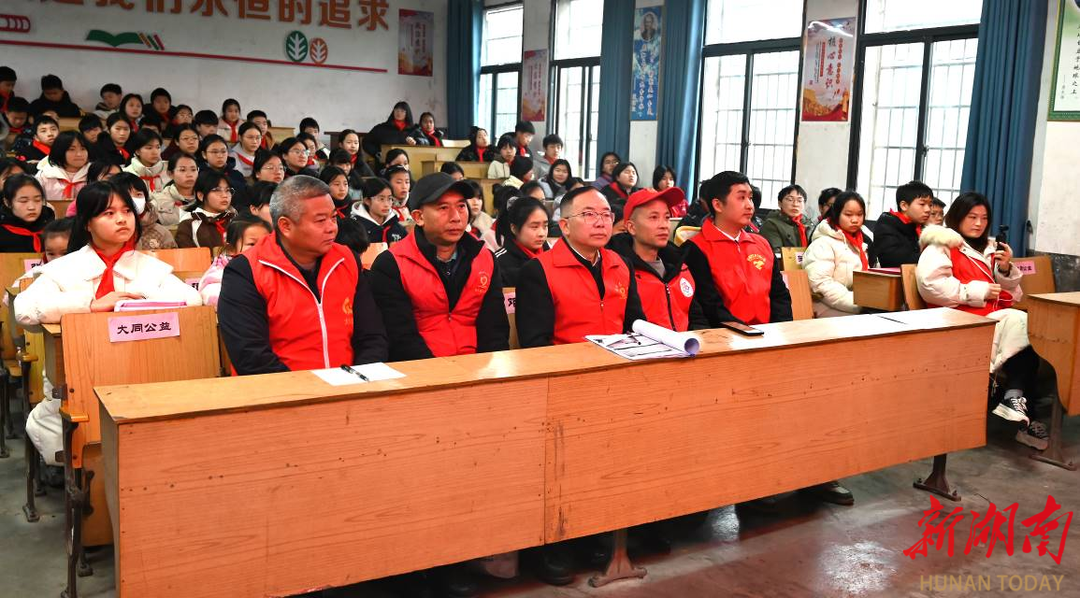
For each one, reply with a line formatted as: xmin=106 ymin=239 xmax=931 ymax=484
xmin=623 ymin=187 xmax=686 ymax=224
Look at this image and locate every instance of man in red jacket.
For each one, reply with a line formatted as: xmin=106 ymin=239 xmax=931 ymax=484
xmin=369 ymin=172 xmax=509 ymax=362
xmin=218 ymin=175 xmax=388 ymax=374
xmin=609 ymin=187 xmax=708 ymax=332
xmin=683 ymin=171 xmax=852 ymax=506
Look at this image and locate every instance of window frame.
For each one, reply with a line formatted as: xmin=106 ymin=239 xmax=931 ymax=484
xmin=479 ymin=2 xmax=524 ymax=137
xmin=845 ymin=0 xmax=979 ymax=193
xmin=549 ymin=0 xmax=604 ymax=180
xmin=695 ymin=1 xmax=806 ymax=195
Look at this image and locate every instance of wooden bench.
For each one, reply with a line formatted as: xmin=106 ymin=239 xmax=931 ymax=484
xmin=138 ymin=247 xmax=212 ymax=272
xmin=781 ymin=269 xmax=814 ymax=321
xmin=97 ymin=309 xmax=994 ymax=598
xmin=381 ymin=144 xmax=464 ymax=180
xmin=780 ymin=247 xmax=804 ymax=271
xmin=43 ymin=307 xmax=223 ymax=598
xmin=421 ymin=160 xmax=489 ymax=180
xmin=853 ymin=269 xmax=904 ymax=312
xmin=0 ymin=253 xmax=42 ymax=459
xmin=1012 ymin=255 xmax=1055 ymax=311
xmin=1026 ymin=292 xmax=1080 ymax=471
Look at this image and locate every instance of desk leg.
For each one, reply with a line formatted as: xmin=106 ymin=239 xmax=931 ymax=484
xmin=0 ymin=376 xmax=9 ymax=457
xmin=913 ymin=454 xmax=960 ymax=502
xmin=588 ymin=529 xmax=646 ymax=587
xmin=60 ymin=419 xmax=92 ymax=598
xmin=23 ymin=435 xmax=40 ymax=522
xmin=1031 ymin=400 xmax=1077 ymax=471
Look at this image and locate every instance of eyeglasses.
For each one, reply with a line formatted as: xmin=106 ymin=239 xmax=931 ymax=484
xmin=781 ymin=196 xmax=805 ymax=205
xmin=260 ymin=165 xmax=286 ymax=173
xmin=289 ymin=148 xmax=310 ymax=156
xmin=567 ymin=210 xmax=615 ymax=224
xmin=210 ymin=187 xmax=235 ymax=195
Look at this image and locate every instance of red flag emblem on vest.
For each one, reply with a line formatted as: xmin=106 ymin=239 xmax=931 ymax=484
xmin=747 ymin=254 xmax=766 ymax=271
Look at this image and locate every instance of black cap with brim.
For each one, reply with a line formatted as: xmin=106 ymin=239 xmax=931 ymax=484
xmin=407 ymin=172 xmax=477 ymax=212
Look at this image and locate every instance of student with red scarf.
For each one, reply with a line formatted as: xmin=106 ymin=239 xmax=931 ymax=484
xmin=318 ymin=166 xmax=354 ymax=219
xmin=760 ymin=184 xmax=814 ymax=252
xmin=90 ymin=113 xmax=133 ymax=167
xmin=335 ymin=129 xmax=376 ymax=178
xmin=362 ymin=101 xmax=421 ymax=165
xmin=230 ymin=122 xmax=263 ymax=179
xmin=802 ymin=191 xmax=873 ymax=317
xmin=874 ymin=180 xmax=934 ymax=267
xmin=174 ymin=170 xmax=237 ymax=250
xmin=414 ymin=111 xmax=445 ymax=147
xmin=0 ymin=67 xmax=15 ymax=114
xmin=15 ymin=116 xmax=59 ymax=165
xmin=493 ymin=195 xmax=550 ymax=287
xmin=149 ymin=88 xmax=177 ymax=127
xmin=217 ymin=98 xmax=245 ymax=144
xmin=0 ymin=175 xmax=55 ymax=252
xmin=599 ymin=162 xmax=641 ymax=210
xmin=14 ymin=180 xmax=200 ymax=326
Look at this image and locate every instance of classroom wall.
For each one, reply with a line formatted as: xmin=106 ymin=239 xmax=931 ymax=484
xmin=0 ymin=1 xmax=447 ymax=132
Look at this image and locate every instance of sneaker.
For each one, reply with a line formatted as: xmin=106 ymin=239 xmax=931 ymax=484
xmin=992 ymin=396 xmax=1030 ymax=425
xmin=1016 ymin=421 xmax=1049 ymax=451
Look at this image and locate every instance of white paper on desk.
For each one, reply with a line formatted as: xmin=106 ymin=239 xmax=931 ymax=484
xmin=586 ymin=320 xmax=703 ymax=361
xmin=311 ymin=362 xmax=406 ymax=386
xmin=114 ymin=299 xmax=188 ymax=312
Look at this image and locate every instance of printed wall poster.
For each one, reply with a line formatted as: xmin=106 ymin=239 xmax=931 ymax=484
xmin=1050 ymin=0 xmax=1080 ymax=120
xmin=801 ymin=17 xmax=856 ymax=122
xmin=521 ymin=49 xmax=548 ymax=122
xmin=398 ymin=9 xmax=433 ymax=77
xmin=631 ymin=6 xmax=662 ymax=121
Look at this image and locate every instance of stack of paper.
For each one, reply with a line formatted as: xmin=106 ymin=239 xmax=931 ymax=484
xmin=586 ymin=320 xmax=703 ymax=361
xmin=312 ymin=363 xmax=407 ymax=386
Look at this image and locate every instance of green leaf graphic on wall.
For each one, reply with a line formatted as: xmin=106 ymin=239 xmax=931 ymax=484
xmin=285 ymin=31 xmax=308 ymax=63
xmin=86 ymin=30 xmax=165 ymax=50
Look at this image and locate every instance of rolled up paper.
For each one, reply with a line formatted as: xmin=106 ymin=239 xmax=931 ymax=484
xmin=631 ymin=319 xmax=702 ymax=355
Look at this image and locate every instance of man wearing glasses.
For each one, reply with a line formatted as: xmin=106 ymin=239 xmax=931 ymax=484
xmin=517 ymin=186 xmax=646 ymax=349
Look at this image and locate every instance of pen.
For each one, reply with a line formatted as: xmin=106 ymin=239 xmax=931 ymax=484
xmin=340 ymin=364 xmax=369 ymax=382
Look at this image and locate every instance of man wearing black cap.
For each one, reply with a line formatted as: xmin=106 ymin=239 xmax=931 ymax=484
xmin=370 ymin=172 xmax=510 ymax=362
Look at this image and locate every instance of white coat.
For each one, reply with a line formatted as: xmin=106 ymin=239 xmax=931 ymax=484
xmin=916 ymin=224 xmax=1028 ymax=373
xmin=34 ymin=159 xmax=90 ymax=203
xmin=14 ymin=245 xmax=202 ymax=325
xmin=123 ymin=156 xmax=172 ymax=194
xmin=802 ymin=219 xmax=869 ymax=317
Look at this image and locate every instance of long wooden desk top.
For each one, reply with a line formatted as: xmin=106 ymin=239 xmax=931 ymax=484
xmin=98 ymin=308 xmax=991 ymax=424
xmin=1027 ymin=292 xmax=1080 ymax=414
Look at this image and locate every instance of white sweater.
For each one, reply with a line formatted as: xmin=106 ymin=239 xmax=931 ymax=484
xmin=14 ymin=245 xmax=202 ymax=325
xmin=801 ymin=219 xmax=869 ymax=317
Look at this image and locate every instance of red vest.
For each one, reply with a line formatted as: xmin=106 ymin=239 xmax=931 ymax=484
xmin=538 ymin=241 xmax=631 ymax=345
xmin=636 ymin=264 xmax=695 ymax=332
xmin=930 ymin=246 xmax=1013 ymax=316
xmin=689 ymin=219 xmax=776 ymax=325
xmin=247 ymin=234 xmax=358 ymax=371
xmin=391 ymin=233 xmax=494 ymax=357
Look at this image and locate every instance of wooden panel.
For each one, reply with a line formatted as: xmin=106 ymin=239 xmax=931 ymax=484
xmin=781 ymin=247 xmax=804 ymax=271
xmin=105 ymin=378 xmax=547 ymax=598
xmin=24 ymin=329 xmax=46 ymax=405
xmin=853 ymin=270 xmax=904 ymax=312
xmin=81 ymin=443 xmax=113 ymax=547
xmin=0 ymin=253 xmax=44 ymax=359
xmin=139 ymin=247 xmax=212 ymax=272
xmin=901 ymin=264 xmax=926 ymax=310
xmin=544 ymin=324 xmax=994 ymax=541
xmin=60 ymin=307 xmax=221 ymax=467
xmin=1013 ymin=256 xmax=1055 ymax=311
xmin=381 ymin=145 xmax=463 ymax=179
xmin=421 ymin=160 xmax=488 ymax=180
xmin=1027 ymin=293 xmax=1080 ymax=415
xmin=266 ymin=126 xmax=296 ymax=142
xmin=781 ymin=270 xmax=814 ymax=321
xmin=57 ymin=117 xmax=80 ymax=132
xmin=442 ymin=139 xmax=469 ymax=148
xmin=479 ymin=178 xmax=501 ymax=215
xmin=50 ymin=200 xmax=73 ymax=217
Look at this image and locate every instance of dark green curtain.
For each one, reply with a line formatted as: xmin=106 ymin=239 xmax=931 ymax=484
xmin=596 ymin=0 xmax=635 ymax=166
xmin=960 ymin=0 xmax=1047 ymax=255
xmin=446 ymin=0 xmax=483 ymax=139
xmin=655 ymin=0 xmax=706 ymax=197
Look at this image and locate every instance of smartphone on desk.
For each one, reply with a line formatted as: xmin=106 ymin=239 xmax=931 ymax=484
xmin=719 ymin=321 xmax=764 ymax=336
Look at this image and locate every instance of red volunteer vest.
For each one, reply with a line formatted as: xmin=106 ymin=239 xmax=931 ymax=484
xmin=636 ymin=264 xmax=695 ymax=332
xmin=391 ymin=233 xmax=494 ymax=357
xmin=537 ymin=241 xmax=631 ymax=345
xmin=928 ymin=246 xmax=1012 ymax=316
xmin=247 ymin=234 xmax=358 ymax=371
xmin=689 ymin=219 xmax=776 ymax=325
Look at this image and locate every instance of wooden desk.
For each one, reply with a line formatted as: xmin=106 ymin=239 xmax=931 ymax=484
xmin=1028 ymin=292 xmax=1080 ymax=416
xmin=98 ymin=309 xmax=994 ymax=598
xmin=853 ymin=270 xmax=904 ymax=312
xmin=382 ymin=145 xmax=463 ymax=179
xmin=421 ymin=160 xmax=488 ymax=180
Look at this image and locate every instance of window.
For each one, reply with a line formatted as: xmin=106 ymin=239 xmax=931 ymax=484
xmin=849 ymin=1 xmax=981 ymax=215
xmin=698 ymin=0 xmax=802 ymax=207
xmin=551 ymin=0 xmax=603 ymax=179
xmin=478 ymin=4 xmax=523 ymax=138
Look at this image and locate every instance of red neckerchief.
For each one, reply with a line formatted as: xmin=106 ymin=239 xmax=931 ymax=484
xmin=841 ymin=227 xmax=869 ymax=269
xmin=423 ymin=129 xmax=442 ymax=147
xmin=607 ymin=182 xmax=628 ymax=200
xmin=889 ymin=210 xmax=923 ymax=237
xmin=468 ymin=227 xmax=482 ymax=239
xmin=140 ymin=175 xmax=157 ymax=192
xmin=31 ymin=139 xmax=51 ymax=156
xmin=225 ymin=120 xmax=239 ymax=143
xmin=517 ymin=144 xmax=528 ymax=157
xmin=515 ymin=240 xmax=542 ymax=260
xmin=2 ymin=224 xmax=43 ymax=252
xmin=234 ymin=152 xmax=255 ymax=167
xmin=58 ymin=177 xmax=78 ymax=199
xmin=334 ymin=202 xmax=349 ymax=219
xmin=92 ymin=238 xmax=137 ymax=299
xmin=546 ymin=156 xmax=557 ymax=165
xmin=259 ymin=136 xmax=271 ymax=150
xmin=10 ymin=125 xmax=25 ymax=136
xmin=128 ymin=119 xmax=139 ymax=133
xmin=392 ymin=119 xmax=407 ymax=132
xmin=789 ymin=215 xmax=807 ymax=246
xmin=157 ymin=110 xmax=172 ymax=124
xmin=117 ymin=144 xmax=130 ymax=161
xmin=349 ymin=152 xmax=358 ymax=165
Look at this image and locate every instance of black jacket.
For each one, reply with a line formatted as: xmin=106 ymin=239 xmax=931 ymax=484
xmin=600 ymin=183 xmax=636 ymax=211
xmin=354 ymin=210 xmax=408 ymax=246
xmin=90 ymin=136 xmax=130 ymax=166
xmin=217 ymin=245 xmax=389 ymax=375
xmin=204 ymin=158 xmax=248 ymax=195
xmin=415 ymin=128 xmax=446 ymax=147
xmin=28 ymin=92 xmax=81 ymax=118
xmin=515 ymin=244 xmax=647 ymax=348
xmin=362 ymin=121 xmax=423 ymax=165
xmin=368 ymin=229 xmax=510 ymax=362
xmin=494 ymin=239 xmax=548 ymax=288
xmin=682 ymin=238 xmax=793 ymax=326
xmin=872 ymin=211 xmax=921 ymax=267
xmin=607 ymin=233 xmax=709 ymax=331
xmin=455 ymin=145 xmax=495 ymax=162
xmin=0 ymin=205 xmax=55 ymax=253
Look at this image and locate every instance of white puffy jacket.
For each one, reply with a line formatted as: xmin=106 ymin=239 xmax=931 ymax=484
xmin=801 ymin=219 xmax=868 ymax=317
xmin=14 ymin=245 xmax=202 ymax=325
xmin=34 ymin=159 xmax=89 ymax=203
